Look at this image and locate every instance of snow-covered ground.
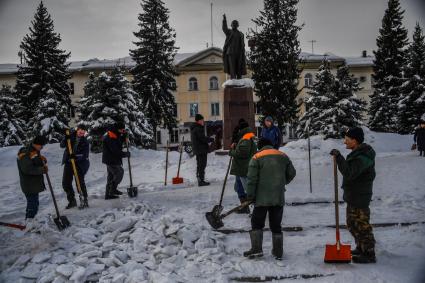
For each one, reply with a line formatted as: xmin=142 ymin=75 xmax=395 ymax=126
xmin=0 ymin=129 xmax=424 ymax=283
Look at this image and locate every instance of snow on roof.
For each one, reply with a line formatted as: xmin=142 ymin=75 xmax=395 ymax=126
xmin=0 ymin=64 xmax=19 ymax=75
xmin=345 ymin=56 xmax=375 ymax=67
xmin=299 ymin=52 xmax=345 ymax=62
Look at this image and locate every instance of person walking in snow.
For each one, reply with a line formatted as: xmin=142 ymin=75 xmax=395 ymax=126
xmin=244 ymin=138 xmax=296 ymax=260
xmin=330 ymin=127 xmax=377 ymax=263
xmin=229 ymin=120 xmax=257 ymax=214
xmin=413 ymin=119 xmax=425 ymax=157
xmin=190 ymin=114 xmax=214 ymax=186
xmin=60 ymin=124 xmax=90 ymax=209
xmin=17 ymin=136 xmax=48 ymax=228
xmin=261 ymin=116 xmax=282 ymax=150
xmin=102 ymin=122 xmax=130 ymax=200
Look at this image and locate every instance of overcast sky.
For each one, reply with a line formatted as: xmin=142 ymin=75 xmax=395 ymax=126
xmin=0 ymin=0 xmax=424 ymax=63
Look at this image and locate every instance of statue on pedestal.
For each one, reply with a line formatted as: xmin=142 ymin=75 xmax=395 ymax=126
xmin=222 ymin=14 xmax=247 ymax=80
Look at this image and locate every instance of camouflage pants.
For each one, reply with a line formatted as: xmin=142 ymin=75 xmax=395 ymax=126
xmin=346 ymin=205 xmax=376 ymax=254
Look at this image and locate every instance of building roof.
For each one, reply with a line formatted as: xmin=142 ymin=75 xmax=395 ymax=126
xmin=0 ymin=49 xmax=374 ymax=75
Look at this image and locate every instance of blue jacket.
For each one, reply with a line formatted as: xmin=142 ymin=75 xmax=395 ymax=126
xmin=102 ymin=130 xmax=128 ymax=165
xmin=261 ymin=125 xmax=282 ymax=150
xmin=60 ymin=130 xmax=90 ymax=175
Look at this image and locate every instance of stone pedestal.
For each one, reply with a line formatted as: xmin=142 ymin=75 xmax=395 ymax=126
xmin=223 ymin=87 xmax=255 ymax=150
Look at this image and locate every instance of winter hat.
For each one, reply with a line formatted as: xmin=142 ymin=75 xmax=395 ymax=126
xmin=265 ymin=116 xmax=273 ymax=123
xmin=77 ymin=123 xmax=88 ymax=131
xmin=257 ymin=137 xmax=273 ymax=150
xmin=195 ymin=114 xmax=204 ymax=122
xmin=345 ymin=127 xmax=364 ymax=144
xmin=33 ymin=135 xmax=48 ymax=146
xmin=238 ymin=118 xmax=249 ymax=129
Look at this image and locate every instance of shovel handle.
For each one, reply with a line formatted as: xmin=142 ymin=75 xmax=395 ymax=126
xmin=165 ymin=140 xmax=169 ymax=186
xmin=220 ymin=200 xmax=253 ymax=219
xmin=65 ymin=130 xmax=83 ymax=196
xmin=44 ymin=170 xmax=61 ymax=218
xmin=176 ymin=137 xmax=184 ymax=177
xmin=126 ymin=138 xmax=134 ymax=187
xmin=218 ymin=156 xmax=232 ymax=206
xmin=333 ymin=155 xmax=340 ymax=242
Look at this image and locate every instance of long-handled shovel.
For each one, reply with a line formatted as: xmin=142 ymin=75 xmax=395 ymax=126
xmin=307 ymin=121 xmax=312 ymax=193
xmin=324 ymin=156 xmax=351 ymax=263
xmin=126 ymin=138 xmax=138 ymax=198
xmin=164 ymin=140 xmax=169 ymax=186
xmin=0 ymin=221 xmax=26 ymax=230
xmin=65 ymin=129 xmax=88 ymax=209
xmin=172 ymin=137 xmax=185 ymax=185
xmin=205 ymin=157 xmax=232 ymax=226
xmin=44 ymin=169 xmax=71 ymax=231
xmin=206 ymin=200 xmax=253 ymax=229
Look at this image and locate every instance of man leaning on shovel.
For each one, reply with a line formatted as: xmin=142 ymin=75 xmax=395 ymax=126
xmin=243 ymin=138 xmax=296 ymax=260
xmin=330 ymin=127 xmax=377 ymax=264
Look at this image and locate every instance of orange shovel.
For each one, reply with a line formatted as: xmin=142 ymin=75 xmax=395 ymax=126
xmin=324 ymin=155 xmax=351 ymax=263
xmin=172 ymin=137 xmax=184 ymax=185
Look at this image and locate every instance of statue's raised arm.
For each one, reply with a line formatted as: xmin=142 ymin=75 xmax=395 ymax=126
xmin=222 ymin=14 xmax=230 ymax=36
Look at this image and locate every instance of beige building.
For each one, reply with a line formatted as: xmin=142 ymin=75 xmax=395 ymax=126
xmin=0 ymin=47 xmax=374 ymax=146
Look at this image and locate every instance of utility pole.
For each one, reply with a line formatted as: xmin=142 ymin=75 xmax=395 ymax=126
xmin=308 ymin=40 xmax=317 ymax=54
xmin=210 ymin=2 xmax=214 ymax=47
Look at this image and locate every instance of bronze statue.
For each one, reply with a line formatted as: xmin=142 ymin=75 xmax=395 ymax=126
xmin=222 ymin=14 xmax=247 ymax=79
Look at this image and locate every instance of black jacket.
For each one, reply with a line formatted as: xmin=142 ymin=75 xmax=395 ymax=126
xmin=17 ymin=146 xmax=46 ymax=195
xmin=414 ymin=128 xmax=425 ymax=151
xmin=60 ymin=130 xmax=90 ymax=174
xmin=102 ymin=130 xmax=128 ymax=165
xmin=190 ymin=123 xmax=210 ymax=155
xmin=336 ymin=143 xmax=376 ymax=208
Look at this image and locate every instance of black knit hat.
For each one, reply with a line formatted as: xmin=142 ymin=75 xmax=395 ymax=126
xmin=33 ymin=135 xmax=48 ymax=146
xmin=257 ymin=137 xmax=273 ymax=150
xmin=345 ymin=127 xmax=364 ymax=144
xmin=238 ymin=118 xmax=249 ymax=129
xmin=77 ymin=123 xmax=88 ymax=131
xmin=195 ymin=114 xmax=204 ymax=122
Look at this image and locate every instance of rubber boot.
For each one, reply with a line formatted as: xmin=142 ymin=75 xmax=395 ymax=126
xmin=272 ymin=233 xmax=283 ymax=260
xmin=236 ymin=198 xmax=250 ymax=214
xmin=111 ymin=188 xmax=123 ymax=195
xmin=243 ymin=230 xmax=263 ymax=259
xmin=352 ymin=249 xmax=376 ymax=264
xmin=198 ymin=178 xmax=210 ymax=187
xmin=105 ymin=184 xmax=119 ymax=200
xmin=351 ymin=246 xmax=361 ymax=256
xmin=65 ymin=197 xmax=77 ymax=209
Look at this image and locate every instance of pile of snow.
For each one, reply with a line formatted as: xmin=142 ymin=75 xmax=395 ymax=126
xmin=222 ymin=78 xmax=255 ymax=88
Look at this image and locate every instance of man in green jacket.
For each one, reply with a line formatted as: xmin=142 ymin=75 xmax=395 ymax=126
xmin=229 ymin=121 xmax=257 ymax=214
xmin=244 ymin=138 xmax=296 ymax=260
xmin=330 ymin=127 xmax=376 ymax=264
xmin=17 ymin=136 xmax=48 ymax=227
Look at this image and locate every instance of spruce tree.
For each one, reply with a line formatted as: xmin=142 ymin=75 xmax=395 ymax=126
xmin=15 ymin=1 xmax=71 ymax=141
xmin=130 ymin=0 xmax=178 ymax=148
xmin=398 ymin=23 xmax=425 ymax=133
xmin=78 ymin=69 xmax=153 ymax=149
xmin=333 ymin=63 xmax=367 ymax=131
xmin=0 ymin=85 xmax=27 ymax=147
xmin=248 ymin=0 xmax=302 ymax=127
xmin=368 ymin=0 xmax=408 ymax=133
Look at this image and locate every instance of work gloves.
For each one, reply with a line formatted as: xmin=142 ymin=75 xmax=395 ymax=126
xmin=122 ymin=151 xmax=131 ymax=158
xmin=329 ymin=149 xmax=341 ymax=157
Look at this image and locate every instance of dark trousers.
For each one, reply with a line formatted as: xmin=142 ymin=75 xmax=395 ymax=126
xmin=25 ymin=193 xmax=39 ymax=219
xmin=346 ymin=205 xmax=376 ymax=254
xmin=106 ymin=165 xmax=124 ymax=192
xmin=419 ymin=150 xmax=423 ymax=156
xmin=62 ymin=163 xmax=88 ymax=200
xmin=196 ymin=154 xmax=207 ymax=180
xmin=251 ymin=206 xmax=284 ymax=234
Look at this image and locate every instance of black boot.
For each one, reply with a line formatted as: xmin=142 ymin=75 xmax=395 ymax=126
xmin=352 ymin=250 xmax=376 ymax=264
xmin=243 ymin=230 xmax=263 ymax=259
xmin=236 ymin=198 xmax=250 ymax=214
xmin=272 ymin=233 xmax=283 ymax=260
xmin=65 ymin=198 xmax=77 ymax=209
xmin=351 ymin=246 xmax=361 ymax=256
xmin=111 ymin=188 xmax=123 ymax=195
xmin=105 ymin=184 xmax=119 ymax=200
xmin=198 ymin=178 xmax=210 ymax=187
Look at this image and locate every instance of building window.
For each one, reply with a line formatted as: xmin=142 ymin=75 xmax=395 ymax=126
xmin=68 ymin=105 xmax=75 ymax=118
xmin=359 ymin=76 xmax=367 ymax=83
xmin=189 ymin=103 xmax=199 ymax=117
xmin=173 ymin=104 xmax=178 ymax=117
xmin=254 ymin=102 xmax=262 ymax=114
xmin=189 ymin=77 xmax=198 ymax=91
xmin=69 ymin=82 xmax=75 ymax=95
xmin=211 ymin=102 xmax=220 ymax=116
xmin=170 ymin=129 xmax=179 ymax=143
xmin=209 ymin=76 xmax=219 ymax=90
xmin=304 ymin=73 xmax=313 ymax=87
xmin=169 ymin=79 xmax=177 ymax=91
xmin=156 ymin=131 xmax=162 ymax=144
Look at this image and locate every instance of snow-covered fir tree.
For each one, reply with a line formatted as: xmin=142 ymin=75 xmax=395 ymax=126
xmin=78 ymin=69 xmax=153 ymax=149
xmin=130 ymin=0 xmax=178 ymax=148
xmin=398 ymin=23 xmax=425 ymax=134
xmin=15 ymin=1 xmax=71 ymax=141
xmin=0 ymin=85 xmax=27 ymax=147
xmin=297 ymin=58 xmax=336 ymax=138
xmin=333 ymin=63 xmax=367 ymax=131
xmin=368 ymin=0 xmax=408 ymax=133
xmin=248 ymin=0 xmax=302 ymax=127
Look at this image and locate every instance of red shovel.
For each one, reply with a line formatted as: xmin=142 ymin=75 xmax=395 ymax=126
xmin=172 ymin=137 xmax=184 ymax=185
xmin=324 ymin=155 xmax=351 ymax=263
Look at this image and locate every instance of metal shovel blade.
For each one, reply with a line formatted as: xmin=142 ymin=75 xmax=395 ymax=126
xmin=324 ymin=242 xmax=351 ymax=263
xmin=205 ymin=211 xmax=224 ymax=229
xmin=53 ymin=216 xmax=71 ymax=231
xmin=127 ymin=186 xmax=138 ymax=198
